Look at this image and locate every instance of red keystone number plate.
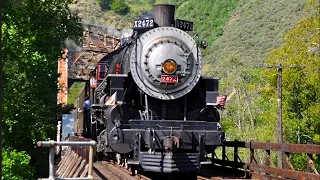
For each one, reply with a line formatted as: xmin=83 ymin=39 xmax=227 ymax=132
xmin=161 ymin=75 xmax=178 ymax=83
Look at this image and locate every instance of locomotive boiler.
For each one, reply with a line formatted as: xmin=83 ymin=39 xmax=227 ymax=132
xmin=91 ymin=4 xmax=225 ymax=173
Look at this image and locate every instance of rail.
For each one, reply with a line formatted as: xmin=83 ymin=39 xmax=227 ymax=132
xmin=37 ymin=140 xmax=96 ymax=180
xmin=212 ymin=140 xmax=320 ymax=179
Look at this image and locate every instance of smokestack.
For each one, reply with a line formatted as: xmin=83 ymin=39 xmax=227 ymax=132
xmin=152 ymin=4 xmax=175 ymax=27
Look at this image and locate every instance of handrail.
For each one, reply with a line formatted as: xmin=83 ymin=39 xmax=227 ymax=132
xmin=222 ymin=141 xmax=320 ymax=154
xmin=37 ymin=140 xmax=96 ymax=180
xmin=213 ymin=140 xmax=320 ymax=179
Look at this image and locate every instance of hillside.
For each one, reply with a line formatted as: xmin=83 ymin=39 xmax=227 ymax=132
xmin=175 ymin=0 xmax=239 ymax=56
xmin=204 ymin=0 xmax=311 ymax=77
xmin=68 ymin=0 xmax=183 ymax=30
xmin=68 ymin=0 xmax=317 ymax=140
xmin=69 ymin=0 xmax=312 ymax=70
xmin=68 ymin=0 xmax=314 ymax=99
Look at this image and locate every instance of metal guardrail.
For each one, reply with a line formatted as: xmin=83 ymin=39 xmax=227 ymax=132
xmin=37 ymin=140 xmax=96 ymax=180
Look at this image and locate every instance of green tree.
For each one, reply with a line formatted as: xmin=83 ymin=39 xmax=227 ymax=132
xmin=98 ymin=0 xmax=113 ymax=10
xmin=2 ymin=148 xmax=34 ymax=180
xmin=111 ymin=0 xmax=130 ymax=15
xmin=264 ymin=1 xmax=320 ymax=145
xmin=2 ymin=0 xmax=82 ymax=178
xmin=203 ymin=0 xmax=318 ymax=166
xmin=263 ymin=1 xmax=320 ymax=170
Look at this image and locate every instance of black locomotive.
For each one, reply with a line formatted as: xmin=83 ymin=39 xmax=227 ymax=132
xmin=89 ymin=4 xmax=225 ymax=174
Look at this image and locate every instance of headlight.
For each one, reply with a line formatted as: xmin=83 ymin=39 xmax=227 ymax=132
xmin=162 ymin=59 xmax=177 ymax=74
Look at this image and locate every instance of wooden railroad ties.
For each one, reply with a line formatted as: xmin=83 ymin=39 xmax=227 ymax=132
xmin=94 ymin=161 xmax=151 ymax=180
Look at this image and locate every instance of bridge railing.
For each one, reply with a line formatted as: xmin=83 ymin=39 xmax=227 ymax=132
xmin=212 ymin=140 xmax=320 ymax=179
xmin=68 ymin=136 xmax=94 ymax=164
xmin=37 ymin=140 xmax=96 ymax=180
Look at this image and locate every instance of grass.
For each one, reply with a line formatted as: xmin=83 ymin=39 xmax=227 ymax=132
xmin=68 ymin=82 xmax=85 ymax=104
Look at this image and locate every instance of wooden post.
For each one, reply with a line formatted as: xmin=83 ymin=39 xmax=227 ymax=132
xmin=234 ymin=140 xmax=238 ymax=170
xmin=277 ymin=65 xmax=283 ymax=168
xmin=285 ymin=152 xmax=295 ymax=170
xmin=250 ymin=142 xmax=254 ymax=164
xmin=222 ymin=144 xmax=226 ymax=168
xmin=261 ymin=64 xmax=304 ymax=168
xmin=265 ymin=150 xmax=270 ymax=166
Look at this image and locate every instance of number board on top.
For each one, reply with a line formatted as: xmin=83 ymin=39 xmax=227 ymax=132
xmin=175 ymin=19 xmax=193 ymax=31
xmin=133 ymin=19 xmax=155 ymax=29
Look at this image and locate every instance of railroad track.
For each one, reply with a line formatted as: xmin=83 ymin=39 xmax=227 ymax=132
xmin=93 ymin=161 xmax=245 ymax=180
xmin=93 ymin=161 xmax=151 ymax=180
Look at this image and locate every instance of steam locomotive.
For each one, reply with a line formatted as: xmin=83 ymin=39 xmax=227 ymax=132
xmin=89 ymin=4 xmax=225 ymax=174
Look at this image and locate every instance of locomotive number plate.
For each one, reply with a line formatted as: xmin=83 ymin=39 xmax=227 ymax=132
xmin=161 ymin=75 xmax=178 ymax=83
xmin=133 ymin=19 xmax=154 ymax=29
xmin=175 ymin=19 xmax=194 ymax=31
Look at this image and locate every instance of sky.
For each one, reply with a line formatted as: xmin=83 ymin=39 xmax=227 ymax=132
xmin=62 ymin=114 xmax=74 ymax=139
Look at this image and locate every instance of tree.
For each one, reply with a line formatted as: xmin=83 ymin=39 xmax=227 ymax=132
xmin=208 ymin=0 xmax=319 ymax=166
xmin=2 ymin=0 xmax=82 ymax=178
xmin=264 ymin=0 xmax=320 ymax=146
xmin=111 ymin=0 xmax=130 ymax=15
xmin=263 ymin=7 xmax=320 ymax=169
xmin=98 ymin=0 xmax=113 ymax=10
xmin=2 ymin=148 xmax=34 ymax=180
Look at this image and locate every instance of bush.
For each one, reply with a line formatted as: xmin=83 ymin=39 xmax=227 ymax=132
xmin=98 ymin=0 xmax=113 ymax=10
xmin=2 ymin=148 xmax=34 ymax=180
xmin=111 ymin=0 xmax=130 ymax=15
